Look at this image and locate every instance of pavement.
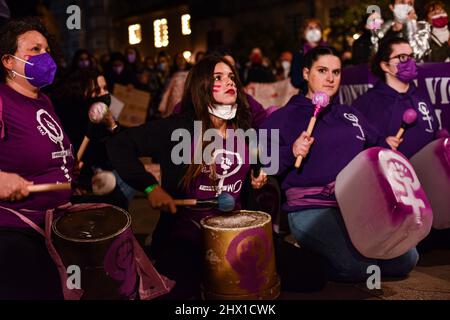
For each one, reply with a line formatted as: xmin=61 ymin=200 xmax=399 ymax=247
xmin=128 ymin=194 xmax=450 ymax=300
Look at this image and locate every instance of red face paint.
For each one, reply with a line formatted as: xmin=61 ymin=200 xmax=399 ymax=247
xmin=213 ymin=84 xmax=221 ymax=93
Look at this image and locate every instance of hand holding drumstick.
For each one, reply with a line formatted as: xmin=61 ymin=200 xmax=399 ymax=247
xmin=77 ymin=102 xmax=112 ymax=161
xmin=386 ymin=108 xmax=417 ymax=151
xmin=294 ymin=92 xmax=329 ymax=168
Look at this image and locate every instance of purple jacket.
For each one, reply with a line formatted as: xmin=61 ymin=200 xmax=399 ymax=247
xmin=260 ymin=94 xmax=383 ymax=212
xmin=352 ymin=81 xmax=439 ymax=159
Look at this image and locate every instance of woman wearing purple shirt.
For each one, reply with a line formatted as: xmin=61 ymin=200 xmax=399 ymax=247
xmin=172 ymin=49 xmax=270 ymax=129
xmin=0 ymin=18 xmax=74 ymax=299
xmin=353 ymin=37 xmax=441 ymax=159
xmin=107 ymin=55 xmax=267 ymax=298
xmin=261 ymin=46 xmax=418 ymax=282
xmin=354 ymin=37 xmax=450 ymax=252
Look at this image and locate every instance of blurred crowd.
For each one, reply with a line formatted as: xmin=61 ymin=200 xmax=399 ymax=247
xmin=46 ymin=0 xmax=448 ymax=122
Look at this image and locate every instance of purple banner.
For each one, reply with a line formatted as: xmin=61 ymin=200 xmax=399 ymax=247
xmin=339 ymin=62 xmax=450 ymax=131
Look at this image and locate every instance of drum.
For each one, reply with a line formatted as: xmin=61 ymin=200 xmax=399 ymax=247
xmin=336 ymin=147 xmax=432 ymax=259
xmin=411 ymin=138 xmax=450 ymax=229
xmin=52 ymin=205 xmax=138 ymax=300
xmin=200 ymin=210 xmax=280 ymax=300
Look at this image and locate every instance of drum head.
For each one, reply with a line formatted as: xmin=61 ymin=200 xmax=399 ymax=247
xmin=53 ymin=206 xmax=131 ymax=242
xmin=201 ymin=210 xmax=271 ymax=231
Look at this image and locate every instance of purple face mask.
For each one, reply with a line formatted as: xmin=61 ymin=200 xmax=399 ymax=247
xmin=396 ymin=58 xmax=418 ymax=83
xmin=78 ymin=59 xmax=90 ymax=68
xmin=12 ymin=53 xmax=57 ymax=88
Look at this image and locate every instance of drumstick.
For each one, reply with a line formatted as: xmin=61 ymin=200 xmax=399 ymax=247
xmin=395 ymin=108 xmax=417 ymax=139
xmin=77 ymin=136 xmax=90 ymax=161
xmin=28 ymin=182 xmax=72 ymax=193
xmin=173 ymin=192 xmax=235 ymax=212
xmin=250 ymin=146 xmax=261 ymax=178
xmin=294 ymin=92 xmax=330 ymax=168
xmin=77 ymin=102 xmax=109 ymax=161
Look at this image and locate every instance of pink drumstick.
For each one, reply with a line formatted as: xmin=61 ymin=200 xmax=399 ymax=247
xmin=294 ymin=92 xmax=330 ymax=168
xmin=395 ymin=108 xmax=417 ymax=139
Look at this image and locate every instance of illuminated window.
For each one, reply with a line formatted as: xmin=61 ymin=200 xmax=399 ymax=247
xmin=154 ymin=18 xmax=169 ymax=48
xmin=128 ymin=24 xmax=142 ymax=45
xmin=181 ymin=14 xmax=191 ymax=35
xmin=183 ymin=51 xmax=192 ymax=61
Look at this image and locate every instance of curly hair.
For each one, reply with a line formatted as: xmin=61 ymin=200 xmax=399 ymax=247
xmin=0 ymin=16 xmax=57 ymax=82
xmin=424 ymin=1 xmax=446 ymax=18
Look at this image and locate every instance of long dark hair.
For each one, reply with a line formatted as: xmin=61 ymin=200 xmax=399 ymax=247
xmin=53 ymin=68 xmax=102 ymax=102
xmin=180 ymin=55 xmax=251 ymax=190
xmin=371 ymin=37 xmax=410 ymax=82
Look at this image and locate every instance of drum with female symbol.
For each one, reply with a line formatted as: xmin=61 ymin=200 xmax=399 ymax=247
xmin=200 ymin=210 xmax=280 ymax=300
xmin=52 ymin=205 xmax=138 ymax=300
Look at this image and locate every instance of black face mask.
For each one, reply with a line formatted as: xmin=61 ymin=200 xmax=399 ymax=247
xmin=87 ymin=93 xmax=111 ymax=107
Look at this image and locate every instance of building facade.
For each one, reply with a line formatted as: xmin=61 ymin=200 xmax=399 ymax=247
xmin=46 ymin=0 xmax=363 ymax=62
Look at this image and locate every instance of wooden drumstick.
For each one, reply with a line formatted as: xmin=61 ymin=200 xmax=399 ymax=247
xmin=294 ymin=92 xmax=330 ymax=168
xmin=395 ymin=108 xmax=417 ymax=140
xmin=250 ymin=146 xmax=261 ymax=178
xmin=27 ymin=171 xmax=118 ymax=195
xmin=173 ymin=193 xmax=235 ymax=212
xmin=28 ymin=182 xmax=72 ymax=193
xmin=77 ymin=136 xmax=90 ymax=161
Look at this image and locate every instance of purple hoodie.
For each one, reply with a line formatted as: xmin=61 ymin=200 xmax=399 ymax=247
xmin=352 ymin=81 xmax=439 ymax=159
xmin=260 ymin=94 xmax=383 ymax=212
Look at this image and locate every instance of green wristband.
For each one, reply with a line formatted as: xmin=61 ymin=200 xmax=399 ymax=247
xmin=144 ymin=184 xmax=158 ymax=195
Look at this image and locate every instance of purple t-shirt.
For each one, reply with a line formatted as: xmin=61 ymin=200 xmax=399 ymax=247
xmin=184 ymin=133 xmax=250 ymax=222
xmin=0 ymin=84 xmax=74 ymax=228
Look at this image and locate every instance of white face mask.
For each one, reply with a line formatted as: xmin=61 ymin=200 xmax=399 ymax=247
xmin=393 ymin=4 xmax=413 ymax=24
xmin=305 ymin=29 xmax=322 ymax=43
xmin=433 ymin=26 xmax=449 ymax=43
xmin=208 ymin=104 xmax=237 ymax=120
xmin=281 ymin=60 xmax=291 ymax=71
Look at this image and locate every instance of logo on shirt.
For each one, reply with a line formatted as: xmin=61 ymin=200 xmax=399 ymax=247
xmin=417 ymin=102 xmax=434 ymax=133
xmin=343 ymin=113 xmax=366 ymax=141
xmin=199 ymin=149 xmax=243 ymax=196
xmin=36 ymin=109 xmax=73 ymax=181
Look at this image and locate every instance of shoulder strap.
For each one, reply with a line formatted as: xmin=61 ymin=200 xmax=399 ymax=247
xmin=431 ymin=33 xmax=444 ymax=47
xmin=0 ymin=94 xmax=4 ymax=139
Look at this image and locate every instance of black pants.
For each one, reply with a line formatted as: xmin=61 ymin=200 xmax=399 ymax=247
xmin=0 ymin=227 xmax=63 ymax=300
xmin=148 ymin=212 xmax=205 ymax=300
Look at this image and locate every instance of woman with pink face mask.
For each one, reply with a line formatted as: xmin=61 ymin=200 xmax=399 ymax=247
xmin=424 ymin=1 xmax=450 ymax=62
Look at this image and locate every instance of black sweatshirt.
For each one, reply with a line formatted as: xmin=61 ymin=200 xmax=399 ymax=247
xmin=106 ymin=115 xmax=193 ymax=198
